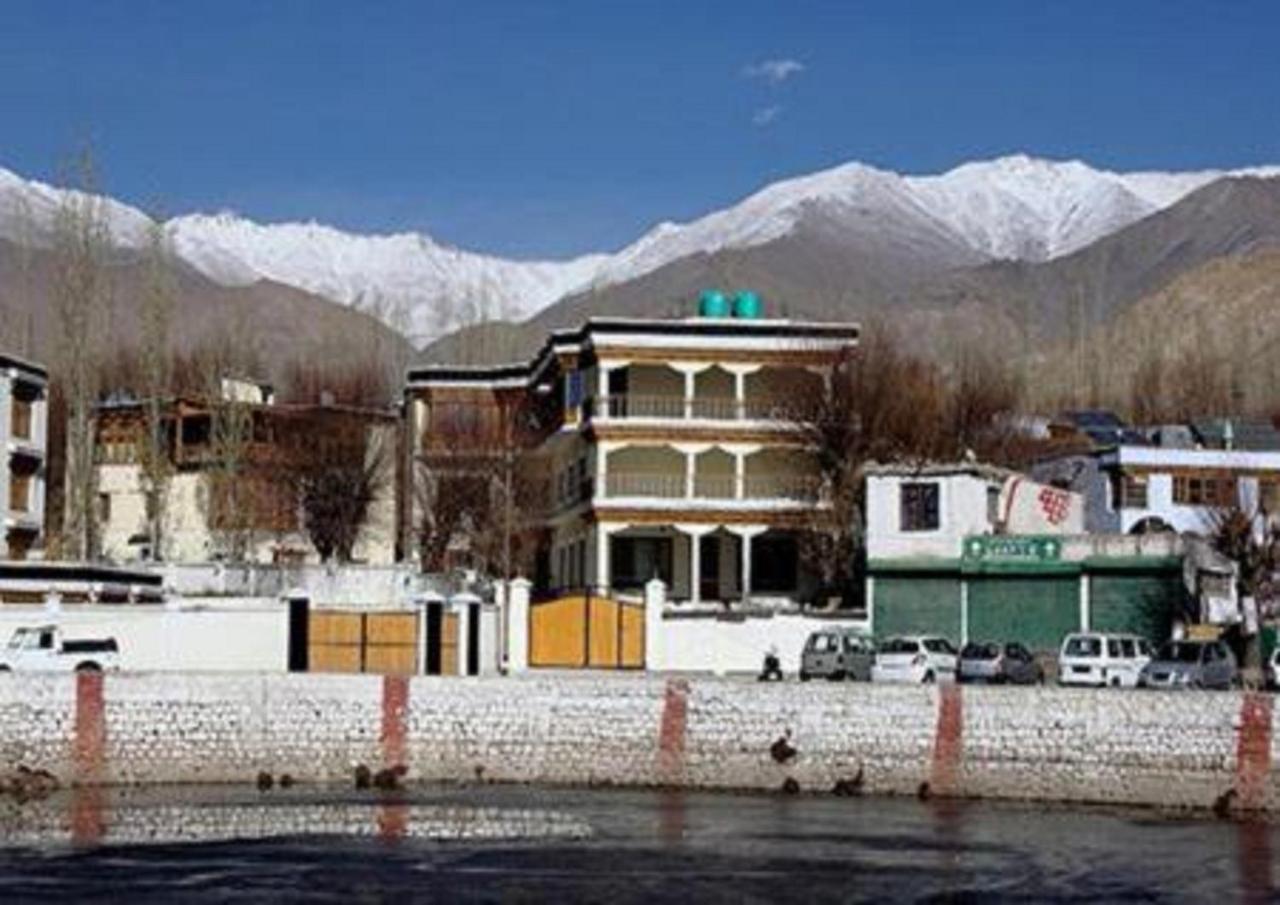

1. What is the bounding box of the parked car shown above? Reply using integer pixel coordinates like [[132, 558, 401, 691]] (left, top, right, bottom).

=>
[[1138, 640, 1237, 690], [0, 626, 119, 673], [1268, 648, 1280, 691], [958, 641, 1044, 685], [799, 628, 874, 682], [871, 636, 957, 684], [1057, 633, 1152, 688]]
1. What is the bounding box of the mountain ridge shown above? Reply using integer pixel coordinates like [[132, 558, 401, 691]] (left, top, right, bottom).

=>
[[4, 154, 1279, 346]]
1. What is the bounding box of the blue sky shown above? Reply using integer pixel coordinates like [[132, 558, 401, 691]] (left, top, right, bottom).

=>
[[3, 1, 1278, 257]]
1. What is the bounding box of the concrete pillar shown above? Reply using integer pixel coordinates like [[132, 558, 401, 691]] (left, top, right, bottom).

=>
[[644, 578, 667, 671], [676, 524, 715, 605], [685, 449, 696, 499], [1079, 573, 1091, 632], [728, 525, 768, 603], [596, 524, 615, 594], [454, 597, 471, 676], [734, 451, 746, 500], [599, 365, 615, 419], [960, 578, 970, 646], [479, 603, 499, 675], [506, 578, 531, 673], [683, 369, 695, 419]]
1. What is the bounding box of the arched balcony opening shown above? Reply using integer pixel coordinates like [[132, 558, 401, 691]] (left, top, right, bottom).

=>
[[605, 445, 686, 498], [743, 367, 826, 421]]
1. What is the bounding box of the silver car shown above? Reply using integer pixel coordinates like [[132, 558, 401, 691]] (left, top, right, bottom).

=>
[[1138, 640, 1237, 690], [958, 641, 1044, 685], [799, 628, 875, 682]]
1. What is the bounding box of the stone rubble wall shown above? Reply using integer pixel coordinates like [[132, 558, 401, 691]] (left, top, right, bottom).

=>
[[0, 672, 1274, 813]]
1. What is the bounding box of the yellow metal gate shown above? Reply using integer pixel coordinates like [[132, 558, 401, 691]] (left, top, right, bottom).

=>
[[307, 610, 418, 675], [529, 593, 644, 668]]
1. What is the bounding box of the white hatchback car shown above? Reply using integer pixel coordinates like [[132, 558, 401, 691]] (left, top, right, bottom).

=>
[[1057, 633, 1153, 688], [871, 636, 958, 684]]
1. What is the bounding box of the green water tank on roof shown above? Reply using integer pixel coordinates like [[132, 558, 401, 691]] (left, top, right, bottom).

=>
[[733, 290, 762, 319], [697, 289, 731, 318]]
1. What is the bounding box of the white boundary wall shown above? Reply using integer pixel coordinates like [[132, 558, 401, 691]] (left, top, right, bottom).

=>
[[0, 599, 288, 672]]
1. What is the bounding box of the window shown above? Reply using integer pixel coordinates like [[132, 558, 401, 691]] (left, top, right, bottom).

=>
[[97, 493, 111, 524], [1261, 479, 1280, 513], [809, 634, 838, 653], [1172, 475, 1237, 507], [1065, 636, 1101, 658], [752, 534, 798, 592], [900, 482, 940, 532], [1120, 475, 1148, 509], [9, 474, 31, 512], [1107, 639, 1122, 658], [986, 486, 1001, 525], [566, 371, 585, 408], [1120, 639, 1136, 658], [10, 397, 32, 440]]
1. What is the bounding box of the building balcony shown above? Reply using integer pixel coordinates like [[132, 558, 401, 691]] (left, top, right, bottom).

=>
[[588, 394, 811, 424], [601, 470, 826, 506]]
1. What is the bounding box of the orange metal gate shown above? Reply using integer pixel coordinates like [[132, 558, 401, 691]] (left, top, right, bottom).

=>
[[529, 592, 644, 668], [307, 610, 418, 675]]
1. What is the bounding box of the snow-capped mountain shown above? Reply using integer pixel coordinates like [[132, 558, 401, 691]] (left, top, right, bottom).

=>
[[2, 154, 1278, 345], [165, 213, 609, 342]]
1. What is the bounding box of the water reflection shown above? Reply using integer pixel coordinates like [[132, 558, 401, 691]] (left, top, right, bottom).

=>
[[0, 786, 1273, 903]]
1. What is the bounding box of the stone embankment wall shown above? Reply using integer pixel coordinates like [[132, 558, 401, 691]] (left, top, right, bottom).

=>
[[0, 673, 1275, 814]]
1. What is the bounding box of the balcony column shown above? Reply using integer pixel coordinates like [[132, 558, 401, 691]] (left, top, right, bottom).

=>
[[596, 442, 615, 500], [724, 364, 760, 420], [674, 443, 708, 500], [596, 360, 630, 421], [672, 363, 710, 420], [724, 444, 760, 501], [728, 525, 768, 603], [674, 524, 715, 605]]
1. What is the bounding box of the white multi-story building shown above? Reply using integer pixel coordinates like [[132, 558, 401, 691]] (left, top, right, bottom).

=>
[[406, 313, 860, 607], [1034, 444, 1280, 536], [0, 353, 49, 560]]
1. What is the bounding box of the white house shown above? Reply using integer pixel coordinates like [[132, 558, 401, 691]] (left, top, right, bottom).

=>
[[864, 462, 1188, 652], [865, 461, 1084, 561], [1034, 445, 1280, 536], [0, 353, 48, 560]]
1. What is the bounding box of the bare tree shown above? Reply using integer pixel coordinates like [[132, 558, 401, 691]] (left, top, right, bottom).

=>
[[52, 148, 111, 561], [1207, 504, 1279, 688], [137, 219, 176, 559], [791, 321, 1021, 602], [197, 313, 261, 561], [292, 419, 389, 563], [413, 390, 547, 577]]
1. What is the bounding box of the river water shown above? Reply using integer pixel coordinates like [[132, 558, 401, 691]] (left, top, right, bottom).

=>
[[0, 785, 1275, 903]]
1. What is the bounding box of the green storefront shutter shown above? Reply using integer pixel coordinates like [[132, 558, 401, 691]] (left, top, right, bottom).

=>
[[874, 576, 962, 641], [1089, 574, 1182, 643], [967, 576, 1079, 653]]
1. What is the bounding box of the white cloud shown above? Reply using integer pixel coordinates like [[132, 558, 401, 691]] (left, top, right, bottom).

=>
[[742, 58, 804, 85], [752, 105, 782, 127]]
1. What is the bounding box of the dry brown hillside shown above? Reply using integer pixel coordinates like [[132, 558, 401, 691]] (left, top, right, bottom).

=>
[[1031, 248, 1280, 420]]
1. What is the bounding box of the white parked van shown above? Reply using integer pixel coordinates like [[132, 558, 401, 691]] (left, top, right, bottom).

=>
[[1057, 633, 1153, 688]]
